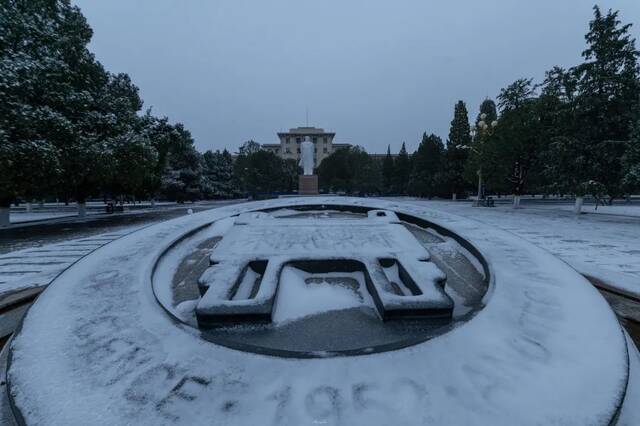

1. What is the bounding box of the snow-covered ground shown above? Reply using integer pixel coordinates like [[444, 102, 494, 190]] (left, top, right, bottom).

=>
[[9, 212, 86, 223], [531, 203, 640, 218], [396, 199, 640, 298], [5, 197, 638, 425], [0, 227, 147, 300]]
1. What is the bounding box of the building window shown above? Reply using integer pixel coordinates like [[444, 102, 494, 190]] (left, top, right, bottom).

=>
[[313, 137, 317, 143], [323, 137, 328, 143], [296, 137, 301, 144], [286, 148, 291, 153], [314, 148, 317, 153], [297, 148, 301, 153], [323, 148, 328, 153]]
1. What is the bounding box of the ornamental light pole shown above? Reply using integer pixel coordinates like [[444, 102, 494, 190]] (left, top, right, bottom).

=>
[[461, 113, 498, 207]]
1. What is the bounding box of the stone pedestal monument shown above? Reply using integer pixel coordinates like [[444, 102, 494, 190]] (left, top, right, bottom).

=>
[[298, 136, 319, 195]]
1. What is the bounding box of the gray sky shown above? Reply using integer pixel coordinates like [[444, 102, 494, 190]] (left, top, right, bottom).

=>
[[74, 0, 640, 154]]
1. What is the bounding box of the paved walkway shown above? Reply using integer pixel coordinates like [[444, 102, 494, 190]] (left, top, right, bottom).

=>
[[0, 229, 142, 304], [396, 198, 640, 298], [0, 200, 246, 254]]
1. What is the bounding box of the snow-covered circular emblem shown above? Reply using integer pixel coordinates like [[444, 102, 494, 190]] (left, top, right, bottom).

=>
[[152, 205, 489, 357]]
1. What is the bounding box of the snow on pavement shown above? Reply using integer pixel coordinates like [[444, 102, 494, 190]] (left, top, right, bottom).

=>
[[529, 203, 640, 218], [0, 228, 146, 300], [9, 212, 78, 223], [397, 199, 640, 298], [6, 197, 634, 425]]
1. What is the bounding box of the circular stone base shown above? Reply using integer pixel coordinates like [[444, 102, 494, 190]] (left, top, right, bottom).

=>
[[4, 197, 638, 425]]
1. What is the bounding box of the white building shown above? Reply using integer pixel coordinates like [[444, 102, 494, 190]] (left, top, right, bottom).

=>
[[262, 127, 351, 168]]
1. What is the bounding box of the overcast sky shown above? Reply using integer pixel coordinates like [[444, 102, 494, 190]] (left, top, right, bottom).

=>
[[73, 1, 640, 154]]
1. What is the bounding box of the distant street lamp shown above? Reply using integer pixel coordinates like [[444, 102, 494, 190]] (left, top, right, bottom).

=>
[[460, 114, 498, 207]]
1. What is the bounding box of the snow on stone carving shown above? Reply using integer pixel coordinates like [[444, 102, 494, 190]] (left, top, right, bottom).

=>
[[195, 209, 453, 327]]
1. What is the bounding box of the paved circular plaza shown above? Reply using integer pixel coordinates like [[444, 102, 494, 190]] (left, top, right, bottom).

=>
[[1, 197, 638, 425]]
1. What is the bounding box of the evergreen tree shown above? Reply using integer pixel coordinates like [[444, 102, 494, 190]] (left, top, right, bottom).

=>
[[0, 0, 207, 220], [622, 117, 640, 193], [234, 149, 287, 198], [538, 67, 580, 156], [282, 158, 299, 193], [393, 142, 411, 195], [238, 140, 261, 155], [317, 147, 353, 193], [571, 6, 639, 201], [491, 78, 541, 202], [542, 6, 639, 206], [576, 6, 639, 144], [160, 124, 202, 202], [543, 136, 595, 197], [201, 149, 237, 199], [107, 131, 157, 202], [141, 114, 174, 201], [410, 133, 445, 198], [101, 73, 156, 201], [0, 0, 90, 215], [446, 101, 471, 198], [352, 148, 383, 195], [317, 146, 381, 195], [382, 145, 394, 194]]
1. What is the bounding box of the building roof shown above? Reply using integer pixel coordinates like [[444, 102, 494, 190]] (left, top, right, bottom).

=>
[[277, 126, 335, 137]]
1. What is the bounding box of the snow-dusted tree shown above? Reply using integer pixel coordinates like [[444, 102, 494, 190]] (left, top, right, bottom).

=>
[[96, 73, 158, 202], [234, 149, 288, 197], [142, 115, 175, 203], [317, 146, 381, 195], [622, 117, 640, 193], [576, 6, 639, 145], [238, 140, 261, 156], [0, 0, 69, 220], [0, 0, 201, 217], [540, 7, 639, 211], [159, 124, 202, 202], [351, 148, 382, 196], [446, 101, 471, 199], [201, 149, 237, 199], [392, 142, 411, 195], [0, 0, 111, 216], [542, 137, 598, 213], [282, 158, 299, 193], [106, 132, 157, 201], [410, 133, 445, 199], [493, 78, 541, 207], [573, 6, 639, 202], [382, 145, 394, 194]]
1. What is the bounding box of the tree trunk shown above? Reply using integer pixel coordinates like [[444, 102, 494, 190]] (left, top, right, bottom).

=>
[[513, 195, 521, 209], [0, 207, 9, 227], [452, 193, 457, 201], [77, 202, 87, 218], [26, 201, 33, 213], [151, 198, 156, 208], [574, 197, 583, 214], [39, 200, 44, 208]]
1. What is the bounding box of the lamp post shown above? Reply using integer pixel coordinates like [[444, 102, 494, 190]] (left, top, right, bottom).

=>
[[463, 114, 498, 207]]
